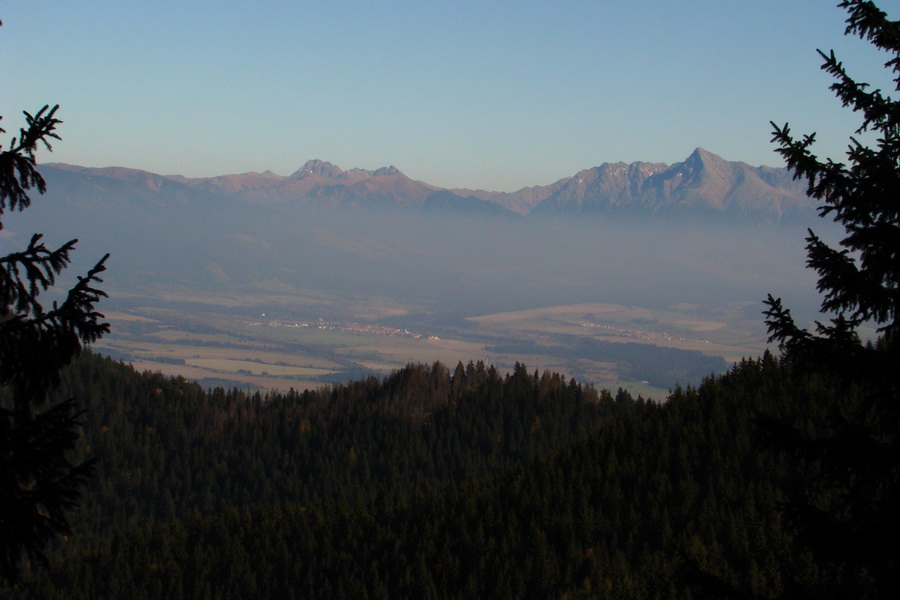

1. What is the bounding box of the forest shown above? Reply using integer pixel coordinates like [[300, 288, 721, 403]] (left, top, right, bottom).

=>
[[0, 349, 880, 598]]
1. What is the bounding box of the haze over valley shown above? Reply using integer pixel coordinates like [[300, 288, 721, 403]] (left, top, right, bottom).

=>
[[2, 149, 832, 396]]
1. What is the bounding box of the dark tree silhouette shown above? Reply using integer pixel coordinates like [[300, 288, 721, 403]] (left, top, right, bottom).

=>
[[0, 102, 109, 584], [764, 1, 899, 597]]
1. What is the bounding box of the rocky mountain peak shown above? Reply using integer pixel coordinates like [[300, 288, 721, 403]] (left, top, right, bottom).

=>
[[291, 159, 344, 179], [373, 166, 401, 177], [683, 147, 729, 174], [528, 148, 812, 221]]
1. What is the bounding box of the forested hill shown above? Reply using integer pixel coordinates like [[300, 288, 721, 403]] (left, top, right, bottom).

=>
[[3, 351, 848, 599]]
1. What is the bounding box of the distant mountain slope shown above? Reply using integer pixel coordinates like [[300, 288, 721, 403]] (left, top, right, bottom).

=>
[[448, 180, 568, 216], [166, 159, 441, 207], [42, 148, 812, 222], [529, 148, 812, 222]]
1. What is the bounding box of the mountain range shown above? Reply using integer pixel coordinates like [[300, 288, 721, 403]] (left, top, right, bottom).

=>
[[42, 148, 814, 223]]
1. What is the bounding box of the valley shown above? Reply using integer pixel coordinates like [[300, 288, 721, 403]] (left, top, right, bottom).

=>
[[94, 283, 770, 399]]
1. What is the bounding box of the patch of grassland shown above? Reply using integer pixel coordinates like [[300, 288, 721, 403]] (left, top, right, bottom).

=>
[[96, 288, 770, 397], [469, 301, 768, 359], [184, 358, 334, 378]]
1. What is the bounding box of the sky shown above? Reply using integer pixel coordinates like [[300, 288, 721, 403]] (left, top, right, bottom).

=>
[[2, 1, 897, 192]]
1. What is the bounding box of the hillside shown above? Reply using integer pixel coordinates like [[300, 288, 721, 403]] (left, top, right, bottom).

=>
[[1, 351, 842, 599]]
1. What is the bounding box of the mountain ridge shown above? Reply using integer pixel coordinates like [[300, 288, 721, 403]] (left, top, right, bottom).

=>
[[43, 148, 813, 222]]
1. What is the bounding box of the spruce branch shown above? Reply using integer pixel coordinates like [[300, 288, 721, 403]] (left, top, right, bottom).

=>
[[0, 105, 62, 221]]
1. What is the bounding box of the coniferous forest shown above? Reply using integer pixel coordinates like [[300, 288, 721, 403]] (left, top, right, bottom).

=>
[[0, 351, 825, 599]]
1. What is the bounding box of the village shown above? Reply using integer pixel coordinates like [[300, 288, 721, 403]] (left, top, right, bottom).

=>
[[579, 321, 711, 345], [245, 316, 433, 340]]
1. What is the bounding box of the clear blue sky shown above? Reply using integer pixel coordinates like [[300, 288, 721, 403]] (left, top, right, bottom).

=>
[[2, 1, 895, 191]]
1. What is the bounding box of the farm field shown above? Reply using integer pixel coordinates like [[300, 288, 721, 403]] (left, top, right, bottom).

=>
[[93, 285, 772, 400]]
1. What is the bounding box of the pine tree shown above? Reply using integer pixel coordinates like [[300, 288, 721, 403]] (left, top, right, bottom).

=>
[[0, 100, 109, 583], [764, 1, 899, 597]]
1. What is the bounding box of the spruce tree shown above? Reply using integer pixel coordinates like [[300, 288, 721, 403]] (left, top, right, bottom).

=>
[[764, 1, 899, 596], [0, 101, 109, 583]]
